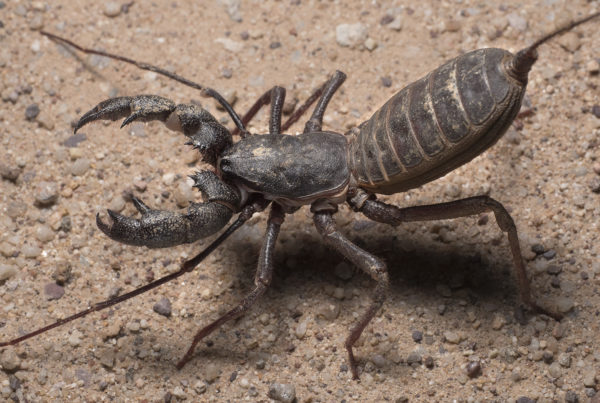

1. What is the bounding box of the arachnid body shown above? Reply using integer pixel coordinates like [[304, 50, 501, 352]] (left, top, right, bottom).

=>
[[2, 12, 599, 381]]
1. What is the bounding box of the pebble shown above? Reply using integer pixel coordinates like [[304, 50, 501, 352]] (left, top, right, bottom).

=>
[[317, 303, 339, 320], [510, 369, 522, 382], [25, 103, 40, 121], [443, 19, 462, 32], [555, 297, 574, 314], [334, 261, 353, 280], [424, 356, 434, 369], [583, 371, 597, 388], [35, 224, 54, 243], [516, 397, 535, 403], [215, 37, 243, 53], [381, 76, 392, 87], [443, 331, 460, 344], [412, 330, 423, 343], [0, 349, 21, 372], [268, 383, 296, 403], [174, 181, 195, 208], [406, 352, 421, 365], [36, 112, 55, 130], [387, 15, 403, 31], [103, 2, 121, 18], [109, 196, 126, 213], [336, 23, 368, 48], [0, 162, 21, 182], [172, 386, 186, 399], [547, 264, 562, 275], [372, 354, 387, 367], [68, 330, 82, 347], [70, 158, 90, 176], [63, 133, 87, 148], [0, 264, 18, 281], [204, 363, 221, 383], [565, 391, 579, 403], [193, 380, 207, 394], [466, 361, 482, 378], [22, 244, 41, 258], [507, 13, 528, 31], [127, 321, 141, 333], [52, 261, 72, 285], [219, 0, 242, 22], [364, 38, 378, 51], [558, 32, 581, 52], [153, 297, 172, 317], [133, 179, 147, 191], [587, 59, 600, 75], [558, 352, 571, 368], [35, 181, 58, 206], [491, 314, 506, 330], [295, 320, 307, 339], [100, 349, 115, 368], [548, 362, 562, 378], [45, 283, 64, 300]]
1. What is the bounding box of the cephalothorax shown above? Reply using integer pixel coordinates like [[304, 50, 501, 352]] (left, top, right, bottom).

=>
[[2, 13, 599, 379]]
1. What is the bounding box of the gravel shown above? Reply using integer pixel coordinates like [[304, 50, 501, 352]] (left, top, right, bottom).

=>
[[268, 383, 296, 403]]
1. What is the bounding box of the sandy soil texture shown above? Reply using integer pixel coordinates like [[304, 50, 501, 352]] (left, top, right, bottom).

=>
[[1, 0, 600, 401]]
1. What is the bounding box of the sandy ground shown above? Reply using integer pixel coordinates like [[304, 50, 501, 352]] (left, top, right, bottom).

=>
[[1, 0, 600, 401]]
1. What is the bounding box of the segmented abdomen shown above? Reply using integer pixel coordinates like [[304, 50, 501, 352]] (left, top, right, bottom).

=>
[[350, 48, 526, 194]]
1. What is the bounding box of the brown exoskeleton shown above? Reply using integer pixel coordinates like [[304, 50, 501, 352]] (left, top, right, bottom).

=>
[[1, 12, 599, 380]]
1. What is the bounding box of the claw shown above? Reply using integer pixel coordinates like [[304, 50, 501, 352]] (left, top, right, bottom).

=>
[[74, 95, 176, 133], [96, 201, 234, 249]]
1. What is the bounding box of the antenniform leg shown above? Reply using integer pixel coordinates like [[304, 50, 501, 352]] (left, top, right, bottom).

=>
[[313, 211, 389, 380], [97, 171, 240, 248], [75, 95, 232, 165], [349, 193, 561, 320], [176, 203, 285, 369]]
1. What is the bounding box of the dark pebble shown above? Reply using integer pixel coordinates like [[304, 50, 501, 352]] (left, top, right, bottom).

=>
[[0, 163, 21, 182], [542, 249, 556, 260], [25, 104, 40, 120], [153, 297, 172, 317], [466, 361, 481, 378], [407, 352, 422, 365], [531, 243, 545, 254], [380, 14, 394, 25], [255, 359, 265, 369], [44, 283, 65, 300], [63, 133, 88, 148], [550, 277, 561, 288], [590, 177, 600, 193], [411, 330, 423, 343], [381, 76, 392, 87], [547, 265, 562, 275], [0, 2, 5, 9], [0, 21, 4, 29], [221, 67, 233, 79], [516, 398, 535, 403], [340, 363, 348, 372], [543, 351, 554, 364], [580, 271, 589, 280], [269, 41, 281, 49], [229, 371, 237, 382], [424, 355, 434, 368], [240, 31, 249, 40], [9, 375, 20, 391], [592, 104, 600, 119], [565, 390, 579, 403], [61, 216, 72, 232]]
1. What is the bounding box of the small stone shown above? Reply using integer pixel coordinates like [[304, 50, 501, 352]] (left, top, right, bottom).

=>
[[68, 330, 82, 347], [542, 249, 556, 260], [0, 264, 18, 281], [269, 41, 281, 49], [558, 352, 571, 368], [364, 38, 378, 51], [100, 349, 115, 368], [317, 303, 339, 320], [109, 196, 126, 213], [583, 370, 597, 388], [548, 362, 562, 378], [35, 224, 55, 243], [153, 297, 172, 317], [412, 330, 423, 343], [406, 352, 421, 365], [0, 163, 21, 182], [103, 2, 121, 17], [424, 356, 434, 369], [127, 321, 141, 333], [295, 320, 307, 339], [491, 314, 506, 330], [133, 179, 147, 191], [381, 76, 392, 87], [543, 351, 554, 364], [466, 361, 481, 378], [204, 363, 221, 383], [172, 386, 186, 399], [70, 158, 90, 176], [558, 32, 581, 53], [63, 133, 87, 148], [444, 19, 461, 32], [25, 104, 40, 120], [0, 349, 21, 372], [35, 181, 59, 206], [52, 261, 72, 285], [22, 244, 41, 258], [565, 391, 579, 403], [36, 112, 55, 130], [516, 397, 535, 403], [193, 380, 207, 394], [587, 59, 600, 74], [221, 67, 233, 79], [45, 283, 65, 300], [268, 383, 296, 403], [334, 261, 353, 280], [444, 331, 460, 344], [507, 13, 528, 31], [336, 23, 368, 48], [219, 0, 242, 22], [29, 14, 44, 30], [387, 16, 403, 31], [547, 264, 562, 275], [174, 181, 194, 208], [215, 37, 243, 53], [555, 297, 574, 314]]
